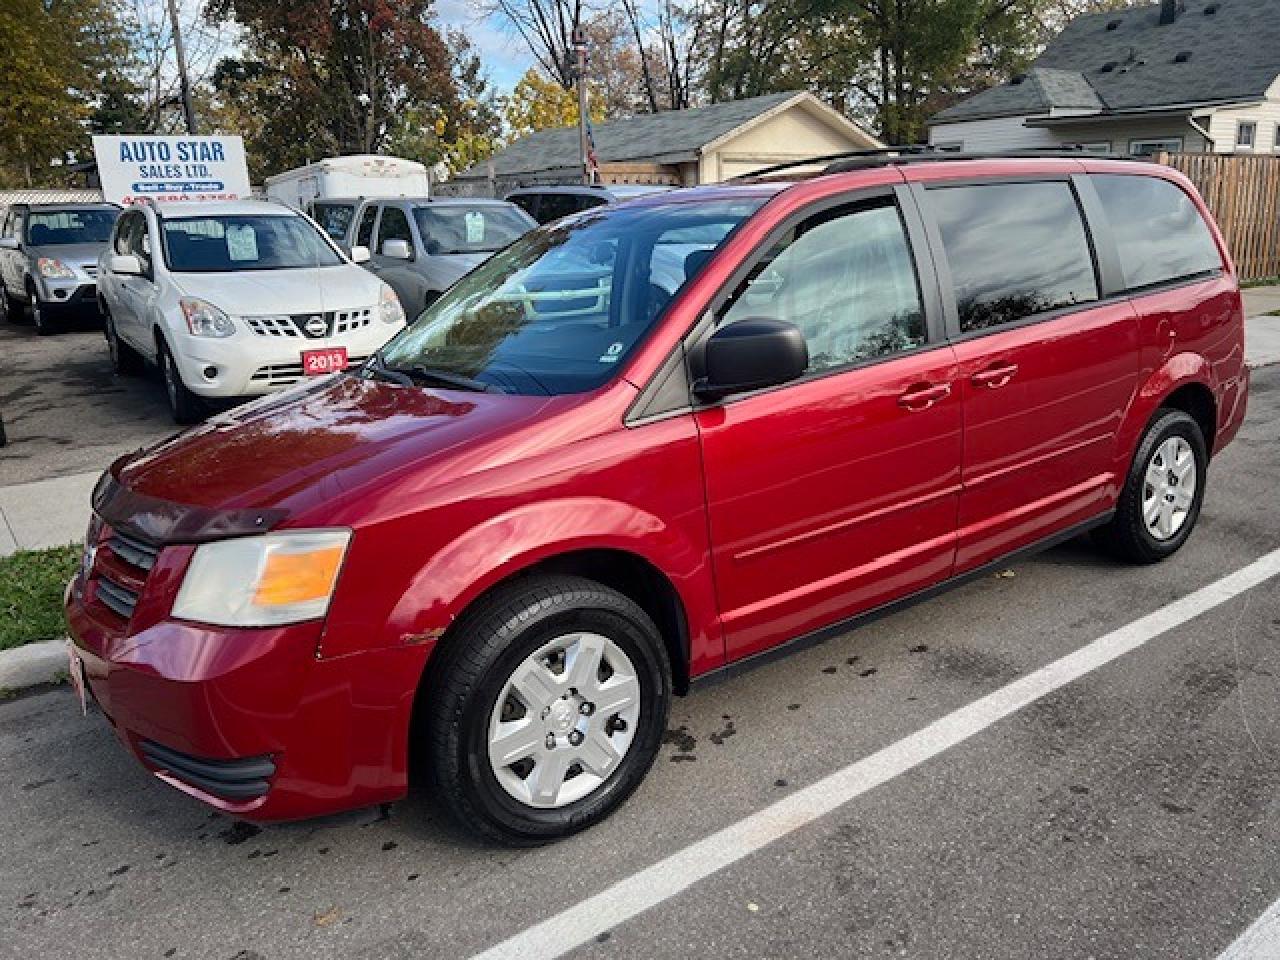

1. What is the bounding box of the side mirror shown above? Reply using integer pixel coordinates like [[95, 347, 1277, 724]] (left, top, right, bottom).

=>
[[0, 237, 18, 250], [110, 254, 143, 276], [695, 318, 808, 401], [350, 245, 371, 264], [381, 239, 412, 260]]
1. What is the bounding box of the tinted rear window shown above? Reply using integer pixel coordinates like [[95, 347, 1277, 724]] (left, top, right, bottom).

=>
[[930, 181, 1098, 333], [1090, 174, 1222, 290]]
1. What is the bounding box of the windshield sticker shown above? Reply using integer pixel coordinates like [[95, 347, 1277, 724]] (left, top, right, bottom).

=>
[[465, 211, 485, 245], [598, 342, 624, 364], [226, 224, 259, 261]]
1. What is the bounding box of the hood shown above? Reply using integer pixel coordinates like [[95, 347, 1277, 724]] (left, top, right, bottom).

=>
[[113, 374, 558, 528], [430, 251, 489, 281], [33, 242, 106, 270], [172, 264, 384, 316]]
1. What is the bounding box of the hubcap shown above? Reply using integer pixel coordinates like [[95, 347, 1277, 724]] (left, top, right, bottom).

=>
[[487, 632, 641, 809], [1142, 435, 1196, 541]]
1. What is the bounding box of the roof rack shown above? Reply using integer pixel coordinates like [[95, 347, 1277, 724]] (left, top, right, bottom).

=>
[[737, 144, 1140, 180]]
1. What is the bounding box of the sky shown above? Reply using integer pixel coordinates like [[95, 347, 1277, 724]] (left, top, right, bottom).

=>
[[434, 0, 537, 91]]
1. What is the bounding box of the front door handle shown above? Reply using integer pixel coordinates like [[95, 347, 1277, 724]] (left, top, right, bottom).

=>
[[898, 382, 952, 412], [971, 362, 1019, 389]]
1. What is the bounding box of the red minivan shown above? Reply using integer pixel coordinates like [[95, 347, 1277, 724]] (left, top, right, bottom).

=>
[[65, 155, 1248, 844]]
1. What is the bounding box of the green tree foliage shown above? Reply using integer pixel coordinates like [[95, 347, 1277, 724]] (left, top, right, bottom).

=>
[[0, 0, 127, 187], [504, 67, 605, 136], [208, 0, 458, 177]]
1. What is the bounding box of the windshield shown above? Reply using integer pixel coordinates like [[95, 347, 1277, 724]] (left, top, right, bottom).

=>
[[413, 204, 534, 255], [374, 197, 764, 395], [162, 215, 343, 272], [26, 209, 118, 245]]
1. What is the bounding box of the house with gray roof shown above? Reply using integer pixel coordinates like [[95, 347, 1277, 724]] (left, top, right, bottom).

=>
[[929, 0, 1280, 156], [449, 91, 881, 195]]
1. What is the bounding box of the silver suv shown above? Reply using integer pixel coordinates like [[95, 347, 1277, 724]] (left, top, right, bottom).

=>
[[0, 203, 120, 335], [340, 197, 536, 318]]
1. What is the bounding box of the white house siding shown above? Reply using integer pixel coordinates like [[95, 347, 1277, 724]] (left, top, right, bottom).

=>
[[1205, 79, 1280, 151], [699, 102, 880, 182], [929, 115, 1208, 154]]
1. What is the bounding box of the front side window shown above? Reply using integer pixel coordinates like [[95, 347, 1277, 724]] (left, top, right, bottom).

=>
[[537, 193, 605, 224], [377, 206, 413, 257], [719, 201, 926, 373], [414, 204, 533, 255], [113, 212, 138, 256], [312, 203, 355, 242], [127, 215, 153, 273], [1091, 174, 1222, 290], [375, 198, 763, 395], [355, 204, 378, 248], [930, 181, 1098, 333], [25, 209, 117, 245], [162, 215, 342, 272]]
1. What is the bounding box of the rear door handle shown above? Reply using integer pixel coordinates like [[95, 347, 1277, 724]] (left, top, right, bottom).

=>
[[898, 382, 952, 412], [970, 362, 1019, 389]]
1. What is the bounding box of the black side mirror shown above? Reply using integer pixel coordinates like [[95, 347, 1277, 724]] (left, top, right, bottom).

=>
[[695, 318, 808, 401]]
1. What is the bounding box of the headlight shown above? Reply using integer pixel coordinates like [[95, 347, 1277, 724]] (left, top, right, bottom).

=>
[[172, 529, 352, 626], [38, 258, 75, 279], [180, 298, 235, 337], [380, 285, 406, 325]]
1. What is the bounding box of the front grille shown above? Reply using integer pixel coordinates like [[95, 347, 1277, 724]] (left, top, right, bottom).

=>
[[245, 309, 373, 339], [249, 355, 367, 387], [89, 528, 161, 624], [139, 740, 276, 800]]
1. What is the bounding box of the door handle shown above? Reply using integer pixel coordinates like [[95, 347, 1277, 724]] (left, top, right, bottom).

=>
[[898, 382, 952, 412], [970, 362, 1019, 389]]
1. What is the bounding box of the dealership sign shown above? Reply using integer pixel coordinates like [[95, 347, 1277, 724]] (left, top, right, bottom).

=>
[[92, 135, 251, 205]]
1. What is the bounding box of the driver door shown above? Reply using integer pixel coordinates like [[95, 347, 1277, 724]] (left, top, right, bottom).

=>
[[694, 190, 962, 662]]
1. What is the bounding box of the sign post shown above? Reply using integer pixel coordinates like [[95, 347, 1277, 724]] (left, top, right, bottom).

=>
[[91, 135, 251, 206]]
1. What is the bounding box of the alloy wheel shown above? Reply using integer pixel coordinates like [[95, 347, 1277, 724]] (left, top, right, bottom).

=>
[[487, 632, 641, 809], [1142, 435, 1197, 541]]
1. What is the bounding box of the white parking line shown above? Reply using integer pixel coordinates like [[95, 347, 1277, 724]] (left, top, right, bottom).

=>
[[471, 547, 1280, 960], [1217, 898, 1280, 959]]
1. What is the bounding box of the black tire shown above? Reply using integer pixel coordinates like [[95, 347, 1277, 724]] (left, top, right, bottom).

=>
[[1094, 408, 1207, 563], [424, 575, 671, 846], [0, 283, 18, 324], [30, 293, 58, 336], [158, 338, 204, 425], [104, 311, 144, 376]]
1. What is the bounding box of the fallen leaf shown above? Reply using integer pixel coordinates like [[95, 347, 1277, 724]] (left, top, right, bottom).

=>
[[314, 906, 341, 927]]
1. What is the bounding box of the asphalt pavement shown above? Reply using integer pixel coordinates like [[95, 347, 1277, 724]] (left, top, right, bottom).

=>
[[1, 365, 1278, 959]]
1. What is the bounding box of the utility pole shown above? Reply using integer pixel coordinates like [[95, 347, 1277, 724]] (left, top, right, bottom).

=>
[[573, 25, 592, 186], [165, 0, 198, 134]]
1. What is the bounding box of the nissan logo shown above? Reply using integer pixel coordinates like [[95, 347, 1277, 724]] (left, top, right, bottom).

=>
[[304, 316, 327, 337]]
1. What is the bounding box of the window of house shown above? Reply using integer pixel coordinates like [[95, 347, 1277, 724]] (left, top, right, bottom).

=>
[[1090, 174, 1223, 290], [1129, 137, 1184, 157], [1237, 122, 1257, 150], [719, 200, 926, 373], [929, 181, 1098, 333], [1076, 141, 1113, 154]]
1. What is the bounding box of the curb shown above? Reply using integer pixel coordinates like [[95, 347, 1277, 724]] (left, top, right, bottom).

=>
[[0, 639, 67, 694]]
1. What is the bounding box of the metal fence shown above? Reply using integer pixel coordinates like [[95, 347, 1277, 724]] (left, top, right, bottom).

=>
[[1158, 152, 1280, 282]]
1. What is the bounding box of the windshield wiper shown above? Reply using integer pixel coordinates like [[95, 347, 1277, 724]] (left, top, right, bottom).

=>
[[362, 353, 413, 386], [391, 364, 499, 393]]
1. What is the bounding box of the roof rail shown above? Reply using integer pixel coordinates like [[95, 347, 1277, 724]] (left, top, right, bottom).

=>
[[736, 144, 1141, 180]]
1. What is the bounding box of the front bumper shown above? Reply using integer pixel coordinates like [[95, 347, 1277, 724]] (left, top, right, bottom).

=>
[[169, 319, 402, 399], [37, 277, 99, 312], [64, 552, 426, 821]]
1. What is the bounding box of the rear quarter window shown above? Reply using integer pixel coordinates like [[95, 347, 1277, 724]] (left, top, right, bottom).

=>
[[1090, 174, 1223, 290]]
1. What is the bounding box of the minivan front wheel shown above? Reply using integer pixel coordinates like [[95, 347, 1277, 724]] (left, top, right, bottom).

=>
[[1096, 408, 1207, 563], [425, 575, 671, 845]]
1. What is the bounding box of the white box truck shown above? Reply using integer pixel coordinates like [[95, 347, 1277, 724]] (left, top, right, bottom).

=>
[[264, 155, 430, 209]]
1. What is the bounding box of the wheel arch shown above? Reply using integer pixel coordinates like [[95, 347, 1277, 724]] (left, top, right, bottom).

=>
[[1118, 353, 1219, 475]]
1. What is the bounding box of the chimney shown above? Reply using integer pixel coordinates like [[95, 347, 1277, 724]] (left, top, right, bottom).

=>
[[1159, 0, 1179, 25]]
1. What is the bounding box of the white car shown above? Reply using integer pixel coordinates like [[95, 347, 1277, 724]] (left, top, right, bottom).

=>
[[97, 199, 406, 423]]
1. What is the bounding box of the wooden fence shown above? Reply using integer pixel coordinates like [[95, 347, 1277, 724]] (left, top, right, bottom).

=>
[[1158, 152, 1280, 281]]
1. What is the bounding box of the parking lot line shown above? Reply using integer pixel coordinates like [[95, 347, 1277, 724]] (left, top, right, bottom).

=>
[[1217, 897, 1280, 959], [470, 546, 1280, 960]]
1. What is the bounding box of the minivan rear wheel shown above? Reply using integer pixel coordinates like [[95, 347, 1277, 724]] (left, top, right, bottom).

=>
[[424, 575, 671, 845], [1095, 408, 1207, 563]]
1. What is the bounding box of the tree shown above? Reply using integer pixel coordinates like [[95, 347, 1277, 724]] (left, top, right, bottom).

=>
[[209, 0, 457, 174], [0, 0, 128, 186], [485, 0, 584, 90], [504, 67, 604, 136]]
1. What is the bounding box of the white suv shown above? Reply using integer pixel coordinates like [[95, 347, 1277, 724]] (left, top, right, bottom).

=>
[[97, 199, 405, 423]]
